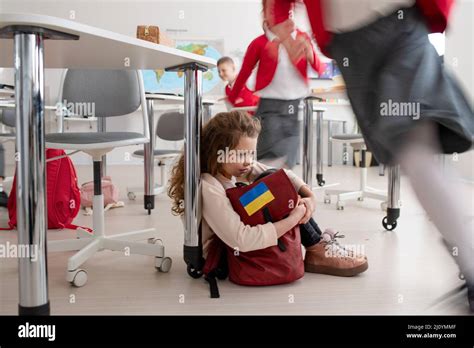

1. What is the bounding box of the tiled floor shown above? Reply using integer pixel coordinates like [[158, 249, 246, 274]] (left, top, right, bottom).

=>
[[0, 163, 472, 315]]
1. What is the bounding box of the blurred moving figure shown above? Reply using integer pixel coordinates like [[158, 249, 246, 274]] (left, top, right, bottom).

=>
[[265, 0, 474, 311]]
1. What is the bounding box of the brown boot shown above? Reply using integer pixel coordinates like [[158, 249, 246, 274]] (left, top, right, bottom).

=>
[[304, 237, 368, 277]]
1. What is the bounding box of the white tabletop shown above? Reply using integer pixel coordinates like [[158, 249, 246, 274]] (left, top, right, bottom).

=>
[[0, 101, 56, 110], [231, 106, 257, 112], [314, 101, 351, 106], [146, 93, 220, 105], [0, 13, 215, 70]]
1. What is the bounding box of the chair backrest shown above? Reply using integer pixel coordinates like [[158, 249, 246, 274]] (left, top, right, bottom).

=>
[[60, 69, 141, 118], [156, 111, 184, 141], [0, 108, 15, 128]]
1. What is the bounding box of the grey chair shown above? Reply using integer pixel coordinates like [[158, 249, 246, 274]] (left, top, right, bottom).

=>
[[46, 69, 172, 287], [126, 110, 184, 201], [0, 107, 15, 140]]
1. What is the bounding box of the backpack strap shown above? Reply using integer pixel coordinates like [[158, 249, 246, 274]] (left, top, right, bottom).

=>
[[205, 273, 220, 299], [203, 237, 228, 298], [64, 224, 93, 233], [263, 206, 286, 252]]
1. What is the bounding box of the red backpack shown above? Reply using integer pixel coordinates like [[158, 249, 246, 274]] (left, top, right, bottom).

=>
[[203, 169, 304, 298], [2, 149, 84, 231]]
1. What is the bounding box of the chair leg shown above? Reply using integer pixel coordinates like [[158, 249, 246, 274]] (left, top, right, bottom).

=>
[[103, 239, 165, 258], [49, 157, 170, 287], [109, 228, 156, 242], [48, 238, 93, 252], [92, 161, 105, 237], [67, 238, 102, 271], [324, 149, 388, 209]]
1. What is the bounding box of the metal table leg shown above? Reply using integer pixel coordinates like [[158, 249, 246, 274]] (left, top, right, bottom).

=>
[[327, 120, 332, 167], [98, 117, 107, 177], [0, 25, 79, 316], [342, 121, 348, 165], [303, 98, 314, 190], [167, 62, 207, 278], [14, 32, 49, 316], [315, 109, 325, 186], [383, 165, 401, 231], [143, 99, 155, 214], [203, 102, 212, 124]]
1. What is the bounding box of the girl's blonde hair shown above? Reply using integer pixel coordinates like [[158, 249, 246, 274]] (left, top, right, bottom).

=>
[[168, 110, 261, 216]]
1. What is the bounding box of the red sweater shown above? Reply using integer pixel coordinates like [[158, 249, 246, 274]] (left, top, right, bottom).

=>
[[225, 83, 260, 108], [265, 0, 455, 57], [229, 29, 325, 103]]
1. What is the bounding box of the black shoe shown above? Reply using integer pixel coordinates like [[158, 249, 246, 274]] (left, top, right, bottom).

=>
[[0, 190, 8, 207]]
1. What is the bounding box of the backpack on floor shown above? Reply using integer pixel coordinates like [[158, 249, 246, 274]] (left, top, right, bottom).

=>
[[1, 149, 85, 231], [80, 176, 124, 216], [203, 168, 304, 298]]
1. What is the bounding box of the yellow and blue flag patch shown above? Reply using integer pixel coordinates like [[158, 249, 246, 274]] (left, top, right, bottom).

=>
[[239, 182, 275, 216]]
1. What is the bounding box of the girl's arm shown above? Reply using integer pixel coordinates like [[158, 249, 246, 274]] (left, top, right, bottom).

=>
[[297, 184, 317, 224], [265, 0, 307, 63], [228, 38, 262, 104], [301, 32, 325, 75], [202, 177, 304, 252]]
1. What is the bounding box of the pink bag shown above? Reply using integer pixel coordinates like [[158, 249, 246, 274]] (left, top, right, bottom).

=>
[[80, 176, 120, 208]]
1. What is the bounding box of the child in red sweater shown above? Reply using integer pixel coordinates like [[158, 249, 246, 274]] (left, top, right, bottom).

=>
[[217, 56, 260, 111], [229, 1, 324, 169]]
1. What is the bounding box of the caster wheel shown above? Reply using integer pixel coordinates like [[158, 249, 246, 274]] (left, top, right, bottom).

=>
[[324, 196, 331, 204], [70, 269, 87, 287], [381, 202, 388, 212], [382, 216, 397, 231], [127, 192, 136, 200], [148, 238, 163, 245], [318, 180, 326, 187], [187, 264, 203, 279], [156, 257, 172, 273], [357, 197, 364, 201], [336, 202, 344, 210]]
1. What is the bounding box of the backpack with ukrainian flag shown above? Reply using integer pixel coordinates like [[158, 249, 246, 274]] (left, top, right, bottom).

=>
[[203, 169, 304, 298]]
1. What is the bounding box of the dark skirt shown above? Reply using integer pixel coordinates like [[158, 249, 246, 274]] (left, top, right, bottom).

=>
[[254, 98, 302, 169], [327, 6, 474, 165]]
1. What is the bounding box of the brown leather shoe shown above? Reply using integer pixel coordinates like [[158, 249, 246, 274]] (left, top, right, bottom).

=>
[[304, 238, 368, 277]]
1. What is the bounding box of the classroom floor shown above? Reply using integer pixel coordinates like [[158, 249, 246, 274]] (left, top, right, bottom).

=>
[[0, 163, 472, 315]]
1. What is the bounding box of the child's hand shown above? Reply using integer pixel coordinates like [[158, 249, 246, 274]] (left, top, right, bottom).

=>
[[298, 36, 314, 64], [298, 197, 315, 224], [282, 37, 306, 64], [289, 204, 306, 225]]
